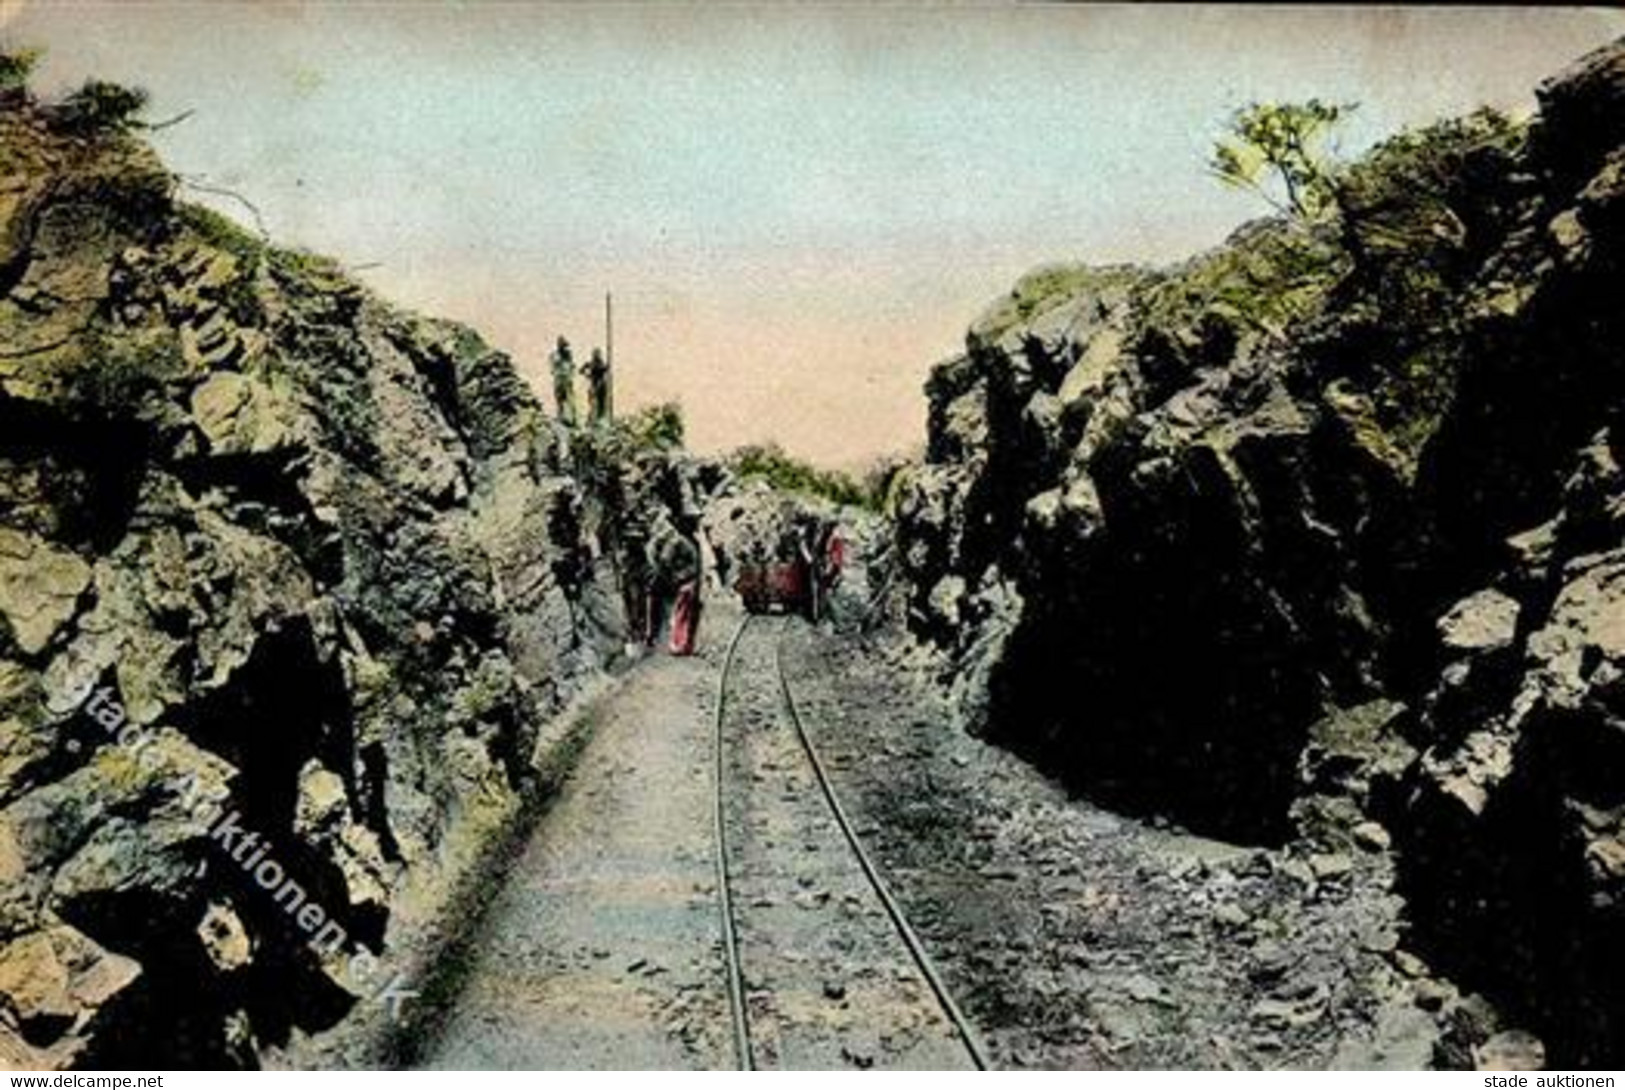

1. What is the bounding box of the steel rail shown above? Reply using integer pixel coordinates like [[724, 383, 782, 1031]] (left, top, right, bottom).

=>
[[771, 623, 994, 1071], [711, 614, 756, 1070]]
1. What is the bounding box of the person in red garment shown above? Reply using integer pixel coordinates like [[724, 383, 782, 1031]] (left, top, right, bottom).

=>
[[807, 519, 845, 622], [648, 509, 702, 655], [822, 524, 845, 587], [669, 578, 701, 655]]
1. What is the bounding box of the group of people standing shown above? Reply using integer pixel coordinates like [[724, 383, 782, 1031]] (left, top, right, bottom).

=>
[[546, 333, 703, 657], [550, 335, 612, 427], [621, 503, 705, 658], [547, 332, 843, 660]]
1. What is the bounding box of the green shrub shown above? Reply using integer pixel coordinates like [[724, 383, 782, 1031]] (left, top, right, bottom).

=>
[[269, 246, 345, 283], [861, 453, 918, 517], [730, 442, 874, 509], [0, 46, 41, 94], [50, 79, 150, 136], [176, 205, 267, 326], [619, 402, 685, 452]]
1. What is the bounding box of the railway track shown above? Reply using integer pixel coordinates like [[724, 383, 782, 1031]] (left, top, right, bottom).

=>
[[710, 614, 991, 1071]]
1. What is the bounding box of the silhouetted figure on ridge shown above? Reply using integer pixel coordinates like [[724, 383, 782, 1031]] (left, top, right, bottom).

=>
[[550, 336, 577, 426], [581, 347, 611, 427]]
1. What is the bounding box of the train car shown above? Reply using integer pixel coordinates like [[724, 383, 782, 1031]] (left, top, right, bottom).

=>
[[734, 559, 811, 616], [733, 526, 846, 619]]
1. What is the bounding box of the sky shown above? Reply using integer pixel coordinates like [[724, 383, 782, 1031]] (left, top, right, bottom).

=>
[[4, 3, 1622, 467]]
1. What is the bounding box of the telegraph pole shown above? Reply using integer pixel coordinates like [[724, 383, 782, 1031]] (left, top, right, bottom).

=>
[[605, 291, 614, 422]]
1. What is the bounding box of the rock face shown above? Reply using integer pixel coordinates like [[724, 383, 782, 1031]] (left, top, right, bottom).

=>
[[889, 37, 1625, 1063], [1399, 425, 1625, 1066], [0, 89, 643, 1065]]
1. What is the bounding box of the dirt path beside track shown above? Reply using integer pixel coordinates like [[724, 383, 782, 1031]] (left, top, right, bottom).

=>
[[415, 623, 735, 1069]]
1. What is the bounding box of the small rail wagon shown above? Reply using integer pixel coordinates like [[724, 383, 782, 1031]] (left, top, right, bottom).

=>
[[735, 560, 812, 617], [733, 527, 845, 620]]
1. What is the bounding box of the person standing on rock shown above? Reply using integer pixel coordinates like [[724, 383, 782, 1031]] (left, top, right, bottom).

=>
[[550, 336, 577, 426], [581, 347, 611, 427]]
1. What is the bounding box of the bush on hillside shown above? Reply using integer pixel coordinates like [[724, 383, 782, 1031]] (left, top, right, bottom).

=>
[[0, 46, 41, 96], [730, 442, 873, 509], [49, 79, 150, 136], [619, 402, 686, 452]]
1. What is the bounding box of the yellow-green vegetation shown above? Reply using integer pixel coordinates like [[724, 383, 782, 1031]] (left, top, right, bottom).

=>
[[863, 454, 919, 519], [1210, 99, 1355, 221], [268, 246, 353, 291], [974, 263, 1141, 346], [1327, 109, 1527, 462], [1135, 219, 1343, 351], [861, 453, 914, 515], [178, 203, 264, 264], [1128, 102, 1527, 394], [0, 46, 41, 94], [616, 401, 685, 452], [173, 206, 268, 327], [1109, 99, 1363, 369], [729, 441, 873, 509], [1337, 107, 1526, 332], [1372, 343, 1463, 475]]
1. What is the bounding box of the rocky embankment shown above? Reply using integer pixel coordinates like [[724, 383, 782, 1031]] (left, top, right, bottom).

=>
[[887, 39, 1625, 1066], [0, 81, 678, 1067]]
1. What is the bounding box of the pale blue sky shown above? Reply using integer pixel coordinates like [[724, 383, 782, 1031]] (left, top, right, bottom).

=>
[[7, 3, 1622, 464]]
